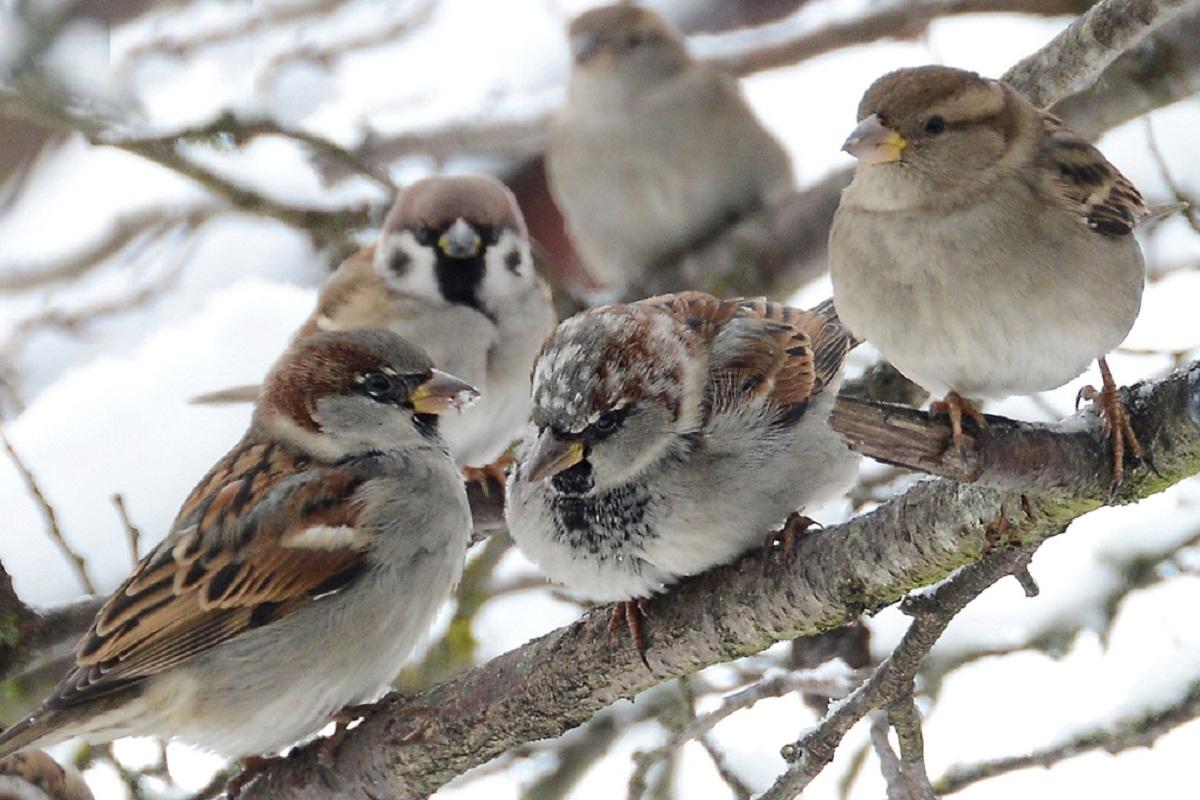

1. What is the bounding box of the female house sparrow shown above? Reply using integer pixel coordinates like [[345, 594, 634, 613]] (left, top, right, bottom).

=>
[[196, 174, 556, 471], [0, 751, 93, 800], [0, 328, 475, 760], [506, 292, 859, 650], [829, 65, 1160, 481], [547, 4, 794, 292]]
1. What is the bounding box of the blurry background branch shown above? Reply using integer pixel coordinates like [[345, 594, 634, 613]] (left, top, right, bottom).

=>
[[238, 358, 1200, 799]]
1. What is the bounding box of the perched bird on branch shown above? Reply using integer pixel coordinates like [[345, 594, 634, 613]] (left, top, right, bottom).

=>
[[506, 292, 859, 654], [194, 174, 556, 475], [547, 4, 794, 294], [0, 750, 93, 800], [829, 65, 1173, 483], [0, 329, 475, 762]]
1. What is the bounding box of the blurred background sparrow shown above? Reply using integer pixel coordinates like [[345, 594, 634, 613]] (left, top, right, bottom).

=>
[[195, 174, 556, 475], [0, 329, 475, 762], [547, 4, 795, 294], [829, 65, 1171, 481], [506, 292, 859, 651]]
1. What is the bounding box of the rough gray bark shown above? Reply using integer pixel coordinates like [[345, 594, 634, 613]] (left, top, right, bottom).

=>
[[237, 361, 1200, 799], [1002, 0, 1196, 107]]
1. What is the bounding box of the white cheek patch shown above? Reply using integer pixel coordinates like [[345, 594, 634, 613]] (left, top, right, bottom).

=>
[[283, 525, 369, 551], [480, 229, 533, 304], [375, 231, 440, 302]]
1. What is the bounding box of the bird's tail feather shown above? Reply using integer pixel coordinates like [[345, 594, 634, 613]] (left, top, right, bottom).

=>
[[0, 715, 52, 759], [189, 384, 261, 405]]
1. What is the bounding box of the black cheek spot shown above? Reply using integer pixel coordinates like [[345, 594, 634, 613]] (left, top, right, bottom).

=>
[[505, 249, 522, 273], [389, 249, 412, 275]]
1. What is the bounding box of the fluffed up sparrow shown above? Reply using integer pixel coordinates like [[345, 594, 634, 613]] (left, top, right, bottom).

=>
[[0, 328, 475, 761], [506, 292, 860, 653], [829, 65, 1170, 481], [0, 750, 93, 800], [547, 4, 794, 293], [195, 174, 556, 472]]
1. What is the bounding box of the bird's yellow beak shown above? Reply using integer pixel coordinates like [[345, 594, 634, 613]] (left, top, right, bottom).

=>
[[438, 218, 481, 259], [525, 431, 585, 482], [410, 369, 479, 415], [842, 114, 907, 164]]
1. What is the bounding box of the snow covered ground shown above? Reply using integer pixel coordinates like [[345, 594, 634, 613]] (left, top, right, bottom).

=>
[[1, 1, 1198, 797]]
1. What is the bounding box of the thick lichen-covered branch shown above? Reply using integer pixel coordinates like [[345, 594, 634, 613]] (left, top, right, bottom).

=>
[[237, 360, 1200, 799]]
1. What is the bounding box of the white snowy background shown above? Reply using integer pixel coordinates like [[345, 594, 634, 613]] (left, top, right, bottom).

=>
[[1, 0, 1198, 798]]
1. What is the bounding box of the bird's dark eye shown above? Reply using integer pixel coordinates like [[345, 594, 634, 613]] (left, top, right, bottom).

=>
[[924, 115, 946, 135], [414, 224, 436, 245], [624, 32, 646, 49], [358, 371, 398, 402], [592, 409, 627, 436]]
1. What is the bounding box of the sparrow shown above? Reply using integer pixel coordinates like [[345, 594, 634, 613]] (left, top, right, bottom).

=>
[[0, 328, 476, 761], [829, 65, 1167, 482], [194, 174, 557, 472], [0, 750, 92, 800], [546, 4, 794, 293], [505, 292, 859, 653]]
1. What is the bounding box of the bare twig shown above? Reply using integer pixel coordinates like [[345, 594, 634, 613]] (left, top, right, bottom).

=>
[[257, 0, 437, 90], [719, 0, 1084, 77], [1144, 118, 1200, 234], [113, 112, 395, 194], [761, 542, 1040, 799], [0, 206, 217, 292], [935, 675, 1200, 794], [0, 236, 193, 372], [0, 428, 95, 594], [115, 0, 355, 76], [888, 694, 937, 800], [111, 494, 142, 566], [870, 710, 908, 800]]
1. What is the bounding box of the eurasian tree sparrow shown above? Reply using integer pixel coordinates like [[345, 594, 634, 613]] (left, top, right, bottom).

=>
[[0, 328, 475, 761], [195, 174, 556, 472], [830, 65, 1164, 481], [505, 292, 859, 652], [547, 4, 794, 293]]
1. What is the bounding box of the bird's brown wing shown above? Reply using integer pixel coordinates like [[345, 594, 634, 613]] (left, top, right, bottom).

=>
[[50, 440, 372, 708], [644, 292, 853, 424], [1037, 111, 1149, 237]]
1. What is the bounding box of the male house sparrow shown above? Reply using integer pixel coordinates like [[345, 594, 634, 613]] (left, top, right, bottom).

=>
[[196, 174, 556, 471], [547, 4, 794, 292], [0, 751, 93, 800], [0, 328, 475, 761], [506, 292, 859, 650], [829, 65, 1162, 481]]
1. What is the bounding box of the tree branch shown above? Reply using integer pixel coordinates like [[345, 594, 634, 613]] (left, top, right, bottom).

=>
[[935, 675, 1200, 794], [1048, 4, 1200, 139], [761, 541, 1040, 799], [1001, 0, 1195, 108], [720, 0, 1087, 78], [236, 359, 1200, 799]]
